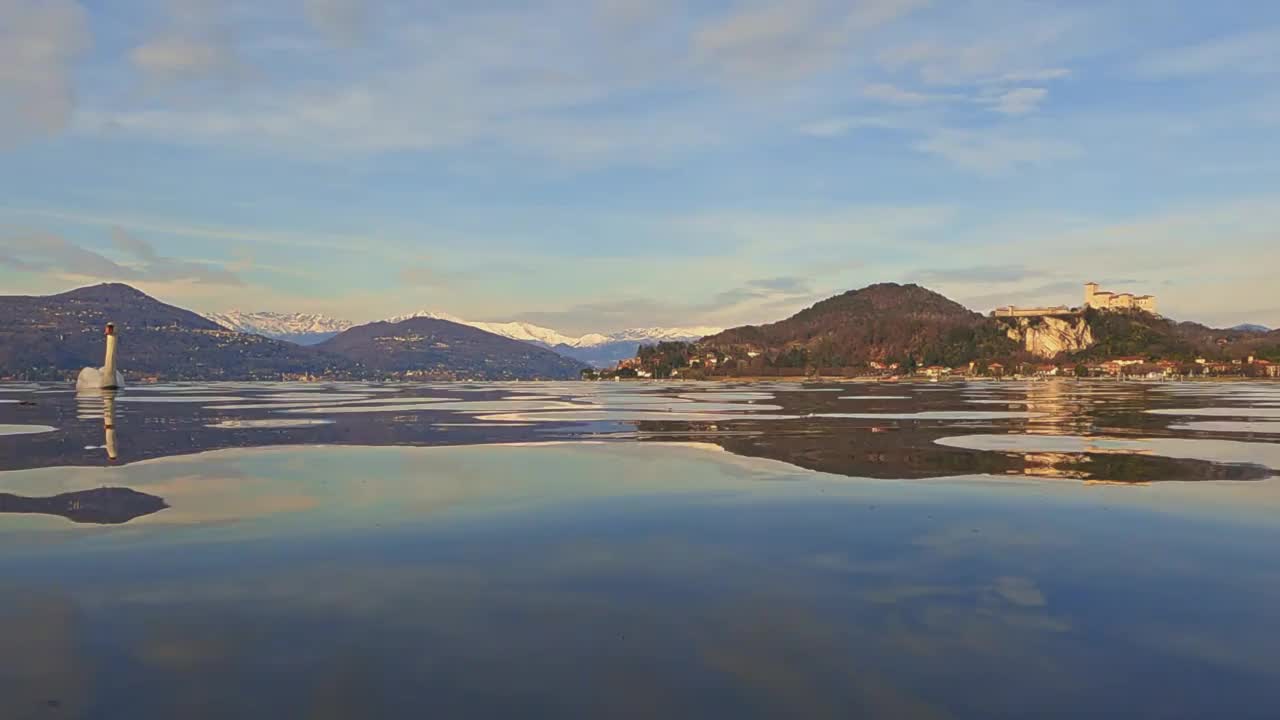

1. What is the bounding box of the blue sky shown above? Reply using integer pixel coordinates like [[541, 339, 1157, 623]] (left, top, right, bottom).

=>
[[1, 0, 1277, 332]]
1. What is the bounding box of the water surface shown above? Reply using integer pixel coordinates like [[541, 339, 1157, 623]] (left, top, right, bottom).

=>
[[2, 379, 1278, 718]]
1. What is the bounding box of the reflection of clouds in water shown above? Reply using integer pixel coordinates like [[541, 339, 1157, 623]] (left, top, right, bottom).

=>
[[0, 424, 56, 436], [995, 576, 1046, 607], [6, 442, 1280, 715], [0, 592, 90, 718]]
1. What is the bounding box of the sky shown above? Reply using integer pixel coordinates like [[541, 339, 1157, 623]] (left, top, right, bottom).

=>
[[0, 0, 1277, 333]]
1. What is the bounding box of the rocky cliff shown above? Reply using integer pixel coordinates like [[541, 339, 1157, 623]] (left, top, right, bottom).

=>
[[1000, 315, 1094, 358]]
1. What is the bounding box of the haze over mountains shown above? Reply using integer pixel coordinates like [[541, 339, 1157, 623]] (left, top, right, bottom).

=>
[[205, 308, 720, 366]]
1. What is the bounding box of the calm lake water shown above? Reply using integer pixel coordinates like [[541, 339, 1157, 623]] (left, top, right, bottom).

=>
[[2, 379, 1279, 718]]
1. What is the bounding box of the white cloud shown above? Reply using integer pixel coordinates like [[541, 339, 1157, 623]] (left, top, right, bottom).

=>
[[131, 35, 239, 81], [914, 129, 1079, 174], [797, 115, 901, 138], [130, 0, 244, 84], [875, 10, 1083, 87], [994, 68, 1071, 83], [861, 82, 958, 105], [982, 87, 1049, 115], [1136, 28, 1280, 77], [694, 0, 926, 83], [304, 0, 369, 48], [0, 0, 90, 147], [0, 228, 243, 285]]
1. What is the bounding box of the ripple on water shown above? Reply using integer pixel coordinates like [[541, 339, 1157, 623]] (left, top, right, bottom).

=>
[[1147, 407, 1280, 419], [258, 393, 374, 402], [117, 395, 247, 403], [475, 410, 800, 423], [207, 419, 336, 429], [571, 395, 696, 405], [1170, 421, 1280, 434], [677, 392, 777, 402], [817, 411, 1047, 420], [282, 400, 588, 415]]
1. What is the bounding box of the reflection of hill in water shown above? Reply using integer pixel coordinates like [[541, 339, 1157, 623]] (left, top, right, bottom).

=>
[[644, 424, 1274, 484], [0, 487, 167, 524], [2, 380, 1277, 483]]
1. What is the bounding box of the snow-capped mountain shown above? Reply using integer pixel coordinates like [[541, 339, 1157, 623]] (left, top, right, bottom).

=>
[[207, 307, 719, 364], [387, 310, 718, 349], [387, 311, 582, 347], [600, 326, 726, 345], [205, 311, 354, 345], [385, 310, 721, 366]]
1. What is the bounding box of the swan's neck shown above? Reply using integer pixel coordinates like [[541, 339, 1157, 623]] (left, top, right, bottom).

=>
[[103, 333, 118, 380]]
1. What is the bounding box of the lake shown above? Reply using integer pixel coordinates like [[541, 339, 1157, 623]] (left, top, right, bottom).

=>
[[2, 379, 1279, 718]]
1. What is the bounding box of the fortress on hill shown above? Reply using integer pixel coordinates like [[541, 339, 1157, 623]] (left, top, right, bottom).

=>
[[1084, 282, 1156, 313], [993, 283, 1157, 318]]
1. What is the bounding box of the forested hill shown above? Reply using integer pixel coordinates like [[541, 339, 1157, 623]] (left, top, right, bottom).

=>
[[0, 283, 344, 380], [648, 283, 1280, 374], [317, 317, 588, 380], [701, 283, 1019, 369]]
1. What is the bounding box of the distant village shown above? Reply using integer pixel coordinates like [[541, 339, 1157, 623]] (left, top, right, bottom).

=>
[[585, 283, 1279, 382]]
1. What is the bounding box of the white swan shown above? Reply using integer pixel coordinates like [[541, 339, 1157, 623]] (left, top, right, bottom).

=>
[[76, 322, 125, 391]]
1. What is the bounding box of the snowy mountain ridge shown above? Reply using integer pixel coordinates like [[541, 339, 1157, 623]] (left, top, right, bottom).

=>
[[385, 310, 720, 349], [205, 308, 720, 363], [205, 311, 354, 344]]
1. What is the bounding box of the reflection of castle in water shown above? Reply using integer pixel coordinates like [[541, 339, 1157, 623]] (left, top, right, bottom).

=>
[[0, 487, 166, 524]]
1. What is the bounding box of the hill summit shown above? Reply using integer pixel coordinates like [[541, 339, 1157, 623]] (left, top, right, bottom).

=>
[[316, 317, 587, 380], [703, 283, 1016, 369]]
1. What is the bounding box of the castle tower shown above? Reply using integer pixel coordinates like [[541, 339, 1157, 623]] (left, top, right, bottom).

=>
[[1084, 282, 1099, 308]]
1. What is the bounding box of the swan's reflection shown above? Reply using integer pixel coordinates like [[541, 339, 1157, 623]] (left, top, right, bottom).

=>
[[104, 393, 117, 462], [76, 390, 119, 462]]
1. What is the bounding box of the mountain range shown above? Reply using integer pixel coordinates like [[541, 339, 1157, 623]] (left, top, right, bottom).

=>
[[204, 311, 354, 345], [0, 284, 584, 381], [6, 282, 1276, 382], [205, 308, 720, 366]]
